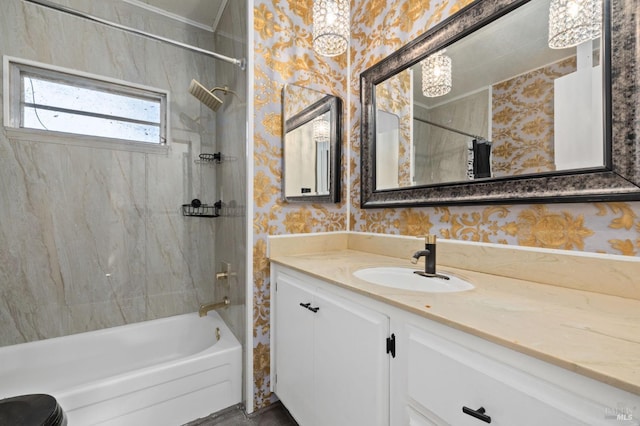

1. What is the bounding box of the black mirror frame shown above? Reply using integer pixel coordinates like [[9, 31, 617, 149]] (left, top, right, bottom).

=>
[[283, 90, 342, 203], [360, 0, 640, 208]]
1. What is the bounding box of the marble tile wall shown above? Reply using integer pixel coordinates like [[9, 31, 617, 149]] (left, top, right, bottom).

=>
[[213, 0, 248, 348], [0, 1, 231, 346], [49, 0, 217, 51], [414, 89, 489, 184]]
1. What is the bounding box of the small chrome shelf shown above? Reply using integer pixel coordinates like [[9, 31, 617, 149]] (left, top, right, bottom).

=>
[[182, 199, 221, 218]]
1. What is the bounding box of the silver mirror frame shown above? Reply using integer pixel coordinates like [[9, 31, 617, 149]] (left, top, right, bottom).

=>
[[283, 88, 342, 203], [360, 0, 640, 207]]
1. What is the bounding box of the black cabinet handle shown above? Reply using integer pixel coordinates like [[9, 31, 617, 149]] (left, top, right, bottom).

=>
[[298, 302, 319, 313], [462, 406, 491, 423]]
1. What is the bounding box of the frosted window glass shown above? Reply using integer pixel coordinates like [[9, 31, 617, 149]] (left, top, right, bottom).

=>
[[18, 71, 164, 144]]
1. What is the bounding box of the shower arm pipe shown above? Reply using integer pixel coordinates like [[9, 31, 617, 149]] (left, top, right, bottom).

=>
[[22, 0, 246, 70], [413, 116, 487, 142]]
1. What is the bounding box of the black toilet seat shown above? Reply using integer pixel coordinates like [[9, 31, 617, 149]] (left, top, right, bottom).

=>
[[0, 394, 66, 426]]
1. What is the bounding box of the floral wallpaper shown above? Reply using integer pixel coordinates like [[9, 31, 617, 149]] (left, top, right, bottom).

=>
[[283, 83, 326, 118], [492, 56, 577, 176], [376, 70, 413, 187], [252, 0, 640, 410], [253, 0, 348, 408]]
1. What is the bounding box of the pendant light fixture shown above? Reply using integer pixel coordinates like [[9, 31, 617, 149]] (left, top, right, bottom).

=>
[[421, 51, 452, 97], [312, 0, 350, 57], [548, 0, 602, 49]]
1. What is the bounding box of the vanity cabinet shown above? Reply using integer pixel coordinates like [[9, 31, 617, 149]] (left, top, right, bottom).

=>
[[273, 269, 390, 426], [271, 265, 640, 426]]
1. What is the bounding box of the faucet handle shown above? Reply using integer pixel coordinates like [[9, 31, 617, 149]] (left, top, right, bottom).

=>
[[418, 234, 437, 244]]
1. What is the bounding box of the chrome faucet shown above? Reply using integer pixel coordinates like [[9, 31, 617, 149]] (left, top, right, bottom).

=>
[[411, 235, 449, 280]]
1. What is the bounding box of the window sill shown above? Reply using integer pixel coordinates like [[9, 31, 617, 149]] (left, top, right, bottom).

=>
[[4, 127, 170, 155]]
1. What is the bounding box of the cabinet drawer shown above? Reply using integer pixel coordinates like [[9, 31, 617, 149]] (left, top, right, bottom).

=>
[[406, 325, 609, 426]]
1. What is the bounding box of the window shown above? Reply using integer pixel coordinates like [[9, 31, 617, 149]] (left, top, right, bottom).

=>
[[4, 57, 168, 147]]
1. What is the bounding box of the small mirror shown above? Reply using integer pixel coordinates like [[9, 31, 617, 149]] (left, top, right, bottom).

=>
[[283, 84, 341, 203]]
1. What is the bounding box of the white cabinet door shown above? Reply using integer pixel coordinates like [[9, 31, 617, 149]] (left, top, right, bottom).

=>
[[314, 288, 390, 426], [274, 275, 315, 426], [273, 269, 391, 426]]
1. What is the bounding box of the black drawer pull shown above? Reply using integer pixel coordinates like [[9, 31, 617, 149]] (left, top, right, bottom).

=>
[[462, 406, 491, 423], [299, 302, 311, 309], [308, 306, 319, 313]]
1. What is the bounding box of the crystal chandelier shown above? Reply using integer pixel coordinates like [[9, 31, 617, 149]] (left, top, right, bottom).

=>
[[313, 0, 350, 57], [548, 0, 602, 49], [313, 117, 330, 142], [421, 51, 452, 97]]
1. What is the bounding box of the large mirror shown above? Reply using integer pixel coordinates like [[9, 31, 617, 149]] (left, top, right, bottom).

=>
[[361, 0, 640, 207], [283, 84, 342, 203]]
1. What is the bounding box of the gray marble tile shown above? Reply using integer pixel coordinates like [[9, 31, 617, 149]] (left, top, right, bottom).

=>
[[0, 0, 244, 346], [210, 0, 248, 347], [61, 297, 147, 336]]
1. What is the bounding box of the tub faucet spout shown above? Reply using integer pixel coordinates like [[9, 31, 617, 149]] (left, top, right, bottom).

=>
[[199, 296, 230, 317]]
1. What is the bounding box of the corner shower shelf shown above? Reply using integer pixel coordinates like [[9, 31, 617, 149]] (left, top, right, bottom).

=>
[[182, 200, 222, 218], [195, 152, 222, 164]]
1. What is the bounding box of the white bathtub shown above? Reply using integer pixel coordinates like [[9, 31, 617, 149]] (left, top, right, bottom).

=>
[[0, 311, 242, 425]]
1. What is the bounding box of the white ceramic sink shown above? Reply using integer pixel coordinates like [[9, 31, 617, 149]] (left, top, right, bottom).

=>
[[353, 267, 474, 293]]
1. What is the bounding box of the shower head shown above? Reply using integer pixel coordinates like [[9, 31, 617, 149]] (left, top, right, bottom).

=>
[[188, 80, 238, 112], [189, 79, 223, 112]]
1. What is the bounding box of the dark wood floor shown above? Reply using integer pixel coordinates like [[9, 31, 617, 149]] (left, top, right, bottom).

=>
[[184, 402, 298, 426]]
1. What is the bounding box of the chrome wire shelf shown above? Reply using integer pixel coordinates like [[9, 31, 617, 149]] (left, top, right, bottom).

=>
[[182, 199, 221, 218]]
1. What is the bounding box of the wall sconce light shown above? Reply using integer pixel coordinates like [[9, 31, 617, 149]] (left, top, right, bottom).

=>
[[421, 51, 452, 97], [548, 0, 602, 49], [313, 0, 350, 57]]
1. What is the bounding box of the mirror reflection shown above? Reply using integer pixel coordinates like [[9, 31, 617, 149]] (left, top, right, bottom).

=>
[[374, 0, 603, 190], [282, 84, 341, 202]]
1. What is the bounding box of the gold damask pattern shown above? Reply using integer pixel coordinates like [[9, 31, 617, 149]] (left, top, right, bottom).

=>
[[252, 0, 348, 409], [515, 205, 593, 250], [375, 70, 413, 186], [492, 57, 576, 176], [253, 0, 640, 412], [283, 84, 325, 118]]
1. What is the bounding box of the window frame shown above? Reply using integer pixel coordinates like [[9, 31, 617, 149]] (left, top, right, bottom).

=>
[[3, 56, 169, 154]]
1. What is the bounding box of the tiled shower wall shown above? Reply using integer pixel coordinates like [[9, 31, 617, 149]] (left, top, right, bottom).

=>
[[0, 0, 228, 346], [213, 0, 249, 350]]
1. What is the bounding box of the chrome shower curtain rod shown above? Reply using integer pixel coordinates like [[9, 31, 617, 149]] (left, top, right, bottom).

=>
[[414, 116, 486, 141], [23, 0, 246, 70]]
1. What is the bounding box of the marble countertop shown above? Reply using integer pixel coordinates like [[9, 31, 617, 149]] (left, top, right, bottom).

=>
[[270, 248, 640, 396]]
